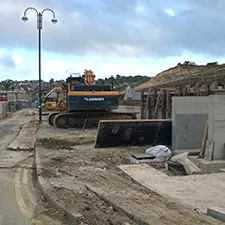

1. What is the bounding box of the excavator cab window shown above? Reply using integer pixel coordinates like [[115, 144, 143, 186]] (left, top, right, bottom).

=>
[[70, 85, 112, 92]]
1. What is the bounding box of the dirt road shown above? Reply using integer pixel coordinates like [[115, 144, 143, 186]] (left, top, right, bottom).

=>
[[36, 119, 223, 225]]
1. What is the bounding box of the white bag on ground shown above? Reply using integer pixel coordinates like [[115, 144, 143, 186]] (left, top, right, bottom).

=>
[[170, 152, 201, 175], [145, 145, 171, 161]]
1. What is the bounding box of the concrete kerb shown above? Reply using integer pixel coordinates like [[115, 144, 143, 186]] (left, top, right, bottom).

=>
[[85, 184, 149, 225], [34, 149, 83, 224], [207, 207, 225, 222]]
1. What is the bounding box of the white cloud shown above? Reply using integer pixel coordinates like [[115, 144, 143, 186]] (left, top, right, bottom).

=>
[[135, 3, 147, 16], [164, 8, 175, 17], [42, 60, 69, 74], [109, 44, 141, 55], [2, 0, 225, 82], [12, 53, 24, 66]]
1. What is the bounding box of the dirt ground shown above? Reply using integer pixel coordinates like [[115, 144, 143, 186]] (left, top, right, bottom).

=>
[[36, 117, 223, 225], [119, 163, 225, 214]]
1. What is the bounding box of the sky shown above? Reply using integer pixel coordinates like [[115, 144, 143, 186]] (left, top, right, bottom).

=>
[[1, 0, 225, 81]]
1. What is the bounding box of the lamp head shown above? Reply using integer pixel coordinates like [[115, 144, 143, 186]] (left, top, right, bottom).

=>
[[51, 18, 58, 24], [21, 15, 28, 22]]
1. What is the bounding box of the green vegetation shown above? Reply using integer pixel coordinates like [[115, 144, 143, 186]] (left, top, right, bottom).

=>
[[0, 75, 151, 94], [96, 74, 151, 91], [0, 79, 14, 90]]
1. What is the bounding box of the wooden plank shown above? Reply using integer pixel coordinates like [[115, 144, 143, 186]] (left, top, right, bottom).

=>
[[140, 90, 145, 119], [151, 89, 157, 119], [146, 87, 151, 119], [166, 91, 171, 119], [132, 154, 155, 160], [153, 92, 160, 119], [95, 119, 172, 148], [199, 121, 208, 158], [161, 90, 166, 119]]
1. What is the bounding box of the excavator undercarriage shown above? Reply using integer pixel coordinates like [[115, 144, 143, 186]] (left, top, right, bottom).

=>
[[48, 111, 137, 129]]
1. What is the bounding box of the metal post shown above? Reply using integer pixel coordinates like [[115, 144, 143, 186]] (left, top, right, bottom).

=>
[[38, 12, 42, 123], [21, 7, 57, 123]]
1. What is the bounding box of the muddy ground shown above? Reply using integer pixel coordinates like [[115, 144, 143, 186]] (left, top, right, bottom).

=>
[[36, 119, 223, 225]]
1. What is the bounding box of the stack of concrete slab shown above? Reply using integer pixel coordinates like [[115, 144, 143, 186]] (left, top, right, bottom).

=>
[[0, 102, 7, 119]]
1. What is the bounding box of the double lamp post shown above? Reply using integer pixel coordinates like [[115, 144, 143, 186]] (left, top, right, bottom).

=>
[[21, 7, 58, 123]]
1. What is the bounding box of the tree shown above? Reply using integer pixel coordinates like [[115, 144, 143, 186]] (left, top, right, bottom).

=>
[[0, 80, 14, 90], [49, 78, 54, 83], [116, 74, 121, 80]]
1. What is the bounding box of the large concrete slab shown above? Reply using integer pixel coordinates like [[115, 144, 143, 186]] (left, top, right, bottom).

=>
[[172, 97, 209, 150], [119, 164, 225, 213], [95, 119, 171, 148]]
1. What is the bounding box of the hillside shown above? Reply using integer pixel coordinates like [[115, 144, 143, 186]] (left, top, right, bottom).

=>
[[0, 75, 151, 94], [135, 61, 224, 91], [95, 75, 151, 91]]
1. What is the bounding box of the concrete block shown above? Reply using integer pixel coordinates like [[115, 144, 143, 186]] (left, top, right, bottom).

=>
[[189, 156, 225, 173], [207, 206, 225, 222], [204, 140, 214, 160]]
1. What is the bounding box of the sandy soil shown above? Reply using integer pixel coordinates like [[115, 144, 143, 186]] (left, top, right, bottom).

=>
[[35, 118, 223, 225], [120, 164, 225, 214]]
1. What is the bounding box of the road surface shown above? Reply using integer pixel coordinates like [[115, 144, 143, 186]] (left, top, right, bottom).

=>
[[0, 110, 66, 225]]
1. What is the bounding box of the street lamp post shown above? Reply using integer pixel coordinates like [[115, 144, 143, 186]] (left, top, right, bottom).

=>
[[21, 7, 57, 123]]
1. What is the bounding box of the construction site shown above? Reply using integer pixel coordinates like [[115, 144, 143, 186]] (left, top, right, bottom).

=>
[[1, 64, 225, 225]]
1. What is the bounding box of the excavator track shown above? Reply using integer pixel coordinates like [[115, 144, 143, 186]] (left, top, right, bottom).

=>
[[48, 111, 136, 129]]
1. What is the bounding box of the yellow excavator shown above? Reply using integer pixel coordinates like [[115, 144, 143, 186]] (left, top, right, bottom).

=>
[[42, 82, 67, 111], [47, 69, 136, 128]]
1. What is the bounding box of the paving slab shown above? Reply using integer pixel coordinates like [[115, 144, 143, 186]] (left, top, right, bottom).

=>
[[7, 121, 38, 151], [0, 110, 36, 168], [0, 152, 34, 168]]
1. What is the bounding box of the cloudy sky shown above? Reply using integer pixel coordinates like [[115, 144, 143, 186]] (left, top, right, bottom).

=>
[[0, 0, 225, 81]]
